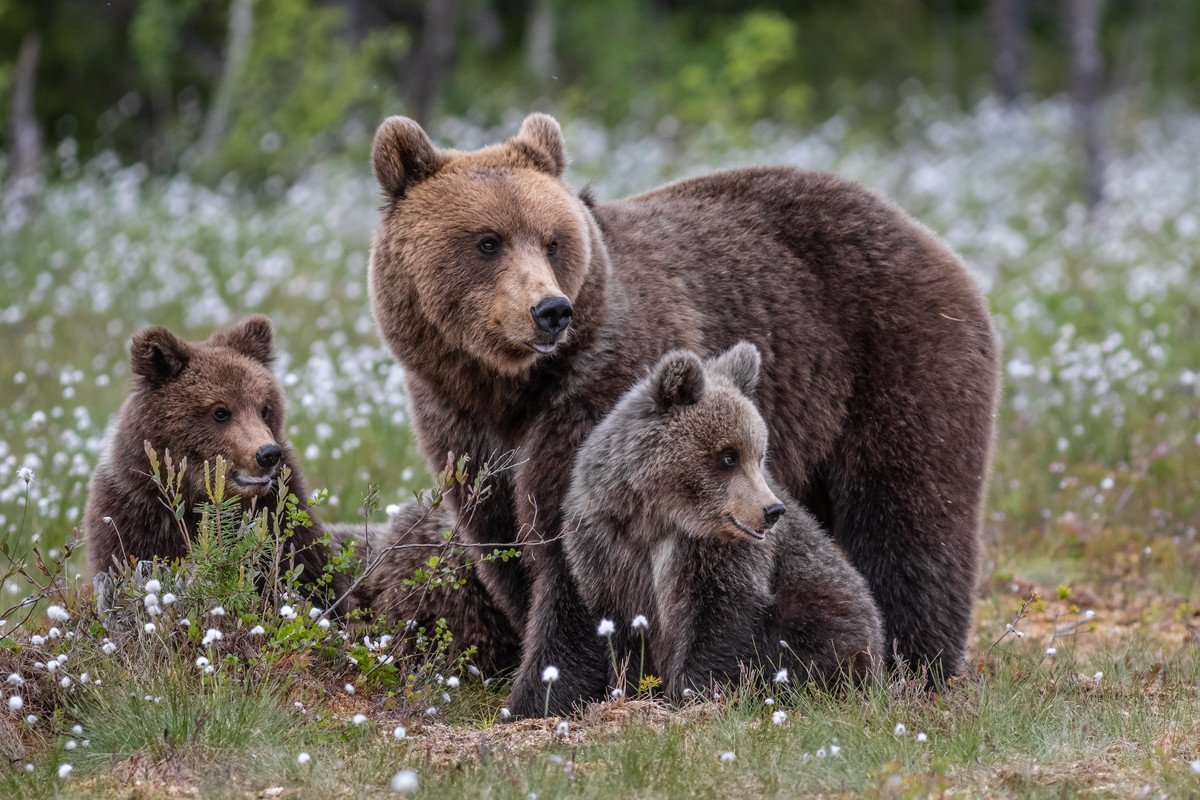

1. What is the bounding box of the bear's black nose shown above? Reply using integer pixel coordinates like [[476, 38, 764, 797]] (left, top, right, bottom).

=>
[[531, 296, 573, 334], [763, 503, 786, 527], [256, 443, 282, 469]]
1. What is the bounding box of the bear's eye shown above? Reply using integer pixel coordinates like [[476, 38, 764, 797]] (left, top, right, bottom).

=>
[[717, 449, 739, 470], [213, 407, 230, 423], [478, 237, 500, 255], [547, 240, 558, 256], [261, 406, 271, 421]]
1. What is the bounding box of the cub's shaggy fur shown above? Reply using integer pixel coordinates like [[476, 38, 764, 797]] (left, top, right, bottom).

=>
[[330, 505, 519, 673], [83, 317, 336, 600], [564, 344, 883, 694], [368, 113, 998, 715]]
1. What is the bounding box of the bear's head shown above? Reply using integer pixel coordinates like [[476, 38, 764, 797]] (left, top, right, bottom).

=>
[[570, 341, 786, 544], [368, 113, 596, 375], [126, 315, 289, 502]]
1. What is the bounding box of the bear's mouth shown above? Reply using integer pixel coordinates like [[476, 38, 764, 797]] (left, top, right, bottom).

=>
[[233, 471, 275, 491], [529, 340, 559, 355], [728, 515, 768, 541]]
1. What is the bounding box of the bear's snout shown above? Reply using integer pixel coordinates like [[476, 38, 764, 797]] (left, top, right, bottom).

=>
[[763, 503, 786, 527], [255, 443, 282, 469], [531, 296, 573, 336]]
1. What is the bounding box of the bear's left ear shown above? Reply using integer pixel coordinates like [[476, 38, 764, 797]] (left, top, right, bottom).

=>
[[213, 315, 275, 366], [511, 113, 566, 177], [708, 341, 761, 397], [650, 350, 706, 412]]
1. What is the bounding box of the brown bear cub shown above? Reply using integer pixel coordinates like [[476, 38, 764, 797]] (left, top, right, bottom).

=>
[[369, 113, 998, 715], [83, 316, 338, 602], [330, 504, 520, 674], [564, 343, 883, 696]]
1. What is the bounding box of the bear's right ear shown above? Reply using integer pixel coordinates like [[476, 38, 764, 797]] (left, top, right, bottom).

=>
[[372, 116, 441, 200], [130, 326, 191, 385], [708, 341, 762, 397], [212, 314, 275, 366], [650, 351, 706, 412]]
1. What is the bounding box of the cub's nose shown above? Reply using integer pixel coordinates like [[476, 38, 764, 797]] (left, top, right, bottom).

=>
[[763, 503, 786, 527], [531, 296, 573, 334], [256, 443, 282, 469]]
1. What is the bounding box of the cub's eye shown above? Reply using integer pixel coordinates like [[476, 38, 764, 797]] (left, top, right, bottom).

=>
[[478, 237, 500, 255], [213, 407, 230, 423], [547, 240, 558, 256], [717, 449, 739, 470], [261, 406, 271, 421]]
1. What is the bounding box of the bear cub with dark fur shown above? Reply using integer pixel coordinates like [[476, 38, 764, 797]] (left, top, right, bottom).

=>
[[84, 316, 337, 602], [564, 343, 883, 694]]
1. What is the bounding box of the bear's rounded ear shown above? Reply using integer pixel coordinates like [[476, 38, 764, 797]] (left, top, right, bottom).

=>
[[512, 113, 566, 177], [708, 341, 762, 397], [651, 350, 706, 412], [372, 116, 441, 200], [213, 315, 275, 366], [131, 326, 191, 385]]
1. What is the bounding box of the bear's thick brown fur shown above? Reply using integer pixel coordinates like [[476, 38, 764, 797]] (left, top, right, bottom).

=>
[[368, 113, 999, 715], [564, 343, 883, 697], [83, 316, 337, 603], [329, 505, 519, 674]]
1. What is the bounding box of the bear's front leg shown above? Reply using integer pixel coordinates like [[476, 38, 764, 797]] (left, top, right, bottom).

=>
[[507, 420, 609, 718]]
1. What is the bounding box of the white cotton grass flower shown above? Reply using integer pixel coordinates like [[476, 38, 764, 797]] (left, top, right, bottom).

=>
[[26, 714, 37, 725], [201, 628, 223, 646], [556, 720, 569, 736], [57, 763, 73, 779], [764, 697, 774, 706], [79, 673, 90, 684], [916, 732, 928, 743], [65, 740, 77, 750], [719, 751, 736, 763], [446, 676, 460, 689], [46, 661, 58, 673], [209, 606, 225, 617], [178, 618, 191, 628], [631, 615, 649, 630], [6, 673, 23, 686], [541, 666, 559, 683], [102, 640, 117, 655], [425, 706, 438, 717], [1094, 671, 1104, 681], [18, 467, 34, 484], [500, 708, 512, 721], [8, 695, 24, 712], [1084, 609, 1097, 620], [143, 623, 156, 633], [195, 657, 210, 669], [390, 769, 419, 793], [60, 677, 72, 688], [162, 593, 177, 606], [894, 722, 907, 737], [611, 688, 624, 698], [71, 724, 83, 736], [773, 668, 789, 684], [249, 625, 266, 636], [393, 725, 407, 740], [597, 618, 615, 637], [352, 714, 368, 725], [144, 579, 162, 594], [1190, 759, 1200, 774], [47, 604, 69, 622], [30, 635, 46, 646], [829, 744, 842, 757], [279, 605, 297, 620], [24, 764, 33, 773], [771, 710, 787, 725], [344, 683, 356, 695], [309, 607, 322, 619], [48, 627, 61, 639], [297, 752, 311, 765], [1046, 646, 1058, 656], [317, 618, 330, 629]]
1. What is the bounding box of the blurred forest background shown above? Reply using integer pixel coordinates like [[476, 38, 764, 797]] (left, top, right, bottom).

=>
[[3, 0, 1199, 193]]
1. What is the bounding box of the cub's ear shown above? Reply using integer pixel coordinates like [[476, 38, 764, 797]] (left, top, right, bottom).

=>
[[511, 113, 566, 177], [372, 116, 441, 199], [131, 326, 191, 385], [650, 350, 706, 412], [709, 341, 761, 396], [213, 315, 275, 366]]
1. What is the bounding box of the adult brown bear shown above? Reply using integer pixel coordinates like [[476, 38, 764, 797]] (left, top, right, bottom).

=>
[[368, 113, 998, 716]]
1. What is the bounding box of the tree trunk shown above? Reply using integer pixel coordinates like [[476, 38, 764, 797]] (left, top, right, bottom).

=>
[[407, 0, 458, 127], [988, 0, 1028, 104], [1068, 0, 1105, 209], [526, 0, 557, 83], [5, 33, 44, 206], [197, 0, 254, 160]]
